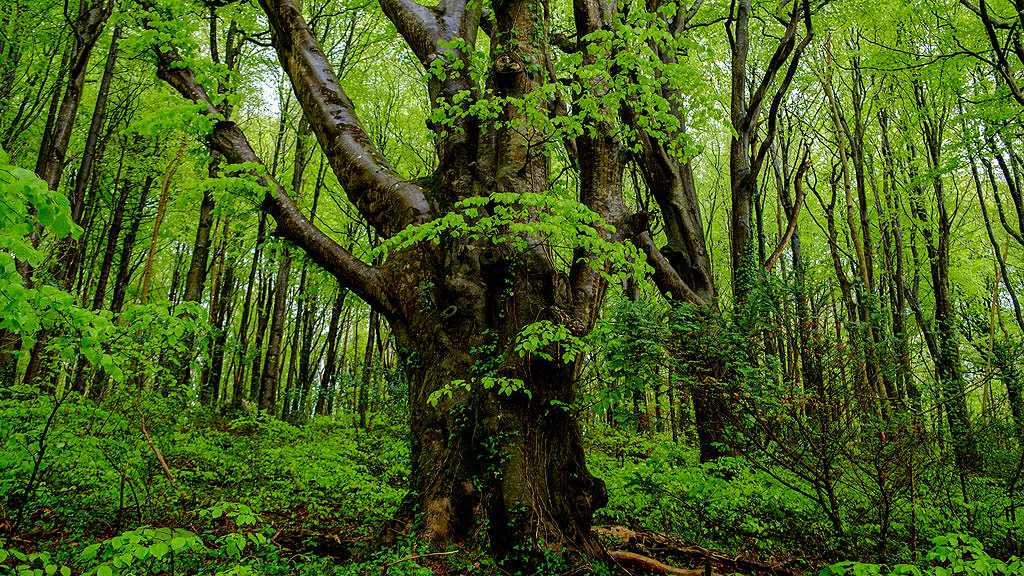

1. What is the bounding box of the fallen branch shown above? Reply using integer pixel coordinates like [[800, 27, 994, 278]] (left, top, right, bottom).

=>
[[597, 525, 800, 576], [610, 550, 721, 576], [383, 550, 458, 574]]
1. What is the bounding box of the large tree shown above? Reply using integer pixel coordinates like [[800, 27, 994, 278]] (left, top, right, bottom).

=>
[[144, 0, 634, 565]]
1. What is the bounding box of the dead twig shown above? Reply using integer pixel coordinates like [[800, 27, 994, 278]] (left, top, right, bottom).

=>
[[137, 407, 181, 495]]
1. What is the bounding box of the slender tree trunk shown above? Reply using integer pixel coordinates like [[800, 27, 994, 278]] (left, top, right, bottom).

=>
[[358, 309, 377, 430], [57, 26, 121, 290], [315, 288, 347, 416], [90, 175, 131, 312], [878, 111, 918, 408], [32, 45, 69, 183], [281, 287, 300, 421], [249, 275, 272, 403], [205, 257, 236, 406], [259, 250, 290, 413], [109, 176, 154, 314], [36, 0, 110, 191], [819, 61, 883, 415], [232, 214, 267, 409], [913, 98, 978, 469], [182, 188, 216, 304], [139, 135, 187, 303]]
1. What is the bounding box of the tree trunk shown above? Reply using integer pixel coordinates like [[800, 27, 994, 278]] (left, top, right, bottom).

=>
[[182, 187, 216, 304], [259, 249, 290, 413], [57, 26, 121, 291], [248, 274, 272, 403], [877, 111, 918, 409], [204, 256, 235, 406], [358, 309, 377, 430], [232, 213, 267, 409], [109, 176, 154, 314], [315, 287, 347, 416], [139, 135, 187, 303], [36, 0, 109, 191], [819, 60, 883, 416], [90, 173, 131, 312], [913, 95, 978, 469]]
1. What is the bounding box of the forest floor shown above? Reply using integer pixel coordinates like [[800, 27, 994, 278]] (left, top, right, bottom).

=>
[[0, 397, 1020, 575]]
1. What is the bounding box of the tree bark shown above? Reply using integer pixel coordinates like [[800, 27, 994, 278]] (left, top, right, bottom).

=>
[[90, 171, 131, 312], [249, 274, 272, 403], [57, 26, 121, 291]]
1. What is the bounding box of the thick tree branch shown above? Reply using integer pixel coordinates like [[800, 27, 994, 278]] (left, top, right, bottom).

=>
[[738, 0, 803, 133], [153, 46, 392, 316], [633, 229, 712, 307], [764, 157, 809, 270], [567, 0, 628, 330], [377, 0, 480, 207], [259, 0, 431, 237], [378, 0, 438, 64]]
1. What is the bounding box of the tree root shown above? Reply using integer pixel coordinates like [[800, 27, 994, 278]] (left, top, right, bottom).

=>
[[597, 525, 801, 576]]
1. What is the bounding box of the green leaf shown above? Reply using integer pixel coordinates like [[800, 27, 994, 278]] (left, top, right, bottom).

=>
[[149, 542, 169, 559], [80, 544, 102, 561]]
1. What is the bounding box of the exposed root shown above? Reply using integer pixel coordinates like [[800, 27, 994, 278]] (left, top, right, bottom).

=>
[[597, 525, 801, 576]]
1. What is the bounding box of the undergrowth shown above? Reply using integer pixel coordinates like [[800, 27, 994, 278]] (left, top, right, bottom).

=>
[[1, 392, 1022, 575]]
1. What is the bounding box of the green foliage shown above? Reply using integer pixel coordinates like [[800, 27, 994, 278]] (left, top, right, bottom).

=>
[[587, 430, 820, 553], [74, 502, 274, 576], [0, 148, 81, 345], [427, 375, 529, 406], [0, 544, 72, 576], [376, 191, 647, 284], [823, 534, 1024, 576]]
